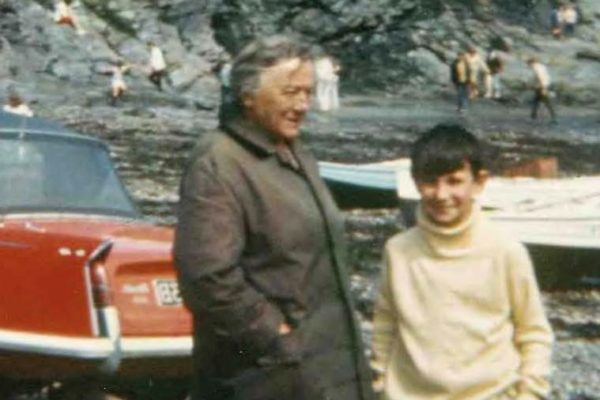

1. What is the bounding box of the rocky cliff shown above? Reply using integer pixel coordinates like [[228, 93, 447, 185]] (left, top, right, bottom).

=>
[[2, 0, 600, 115]]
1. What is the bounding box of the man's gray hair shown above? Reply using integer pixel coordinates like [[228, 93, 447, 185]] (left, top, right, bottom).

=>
[[230, 35, 316, 106]]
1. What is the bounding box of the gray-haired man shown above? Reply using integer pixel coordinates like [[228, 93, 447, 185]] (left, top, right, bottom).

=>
[[174, 35, 374, 400]]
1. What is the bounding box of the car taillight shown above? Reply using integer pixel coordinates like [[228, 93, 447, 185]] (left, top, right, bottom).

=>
[[87, 240, 114, 308], [90, 262, 114, 307]]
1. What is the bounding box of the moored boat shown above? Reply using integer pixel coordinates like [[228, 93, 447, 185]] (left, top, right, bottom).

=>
[[319, 158, 600, 287], [320, 158, 600, 249]]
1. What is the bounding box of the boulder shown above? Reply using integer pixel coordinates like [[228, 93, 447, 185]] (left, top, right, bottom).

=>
[[407, 48, 448, 85]]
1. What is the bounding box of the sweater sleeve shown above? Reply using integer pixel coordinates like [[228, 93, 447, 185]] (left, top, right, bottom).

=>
[[507, 243, 554, 399], [371, 243, 398, 385]]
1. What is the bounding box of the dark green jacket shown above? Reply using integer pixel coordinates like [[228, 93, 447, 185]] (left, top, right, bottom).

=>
[[173, 116, 374, 400]]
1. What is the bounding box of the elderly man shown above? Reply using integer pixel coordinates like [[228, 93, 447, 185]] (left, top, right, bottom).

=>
[[174, 36, 374, 400]]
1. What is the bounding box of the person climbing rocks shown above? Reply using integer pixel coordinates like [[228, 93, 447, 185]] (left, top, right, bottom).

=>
[[147, 41, 167, 90], [104, 60, 131, 106], [528, 57, 557, 123], [53, 0, 85, 34], [487, 47, 507, 99], [465, 45, 492, 98], [450, 51, 470, 114]]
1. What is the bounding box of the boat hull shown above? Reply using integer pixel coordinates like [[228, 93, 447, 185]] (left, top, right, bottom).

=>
[[325, 180, 398, 209], [319, 159, 407, 209], [399, 198, 599, 289]]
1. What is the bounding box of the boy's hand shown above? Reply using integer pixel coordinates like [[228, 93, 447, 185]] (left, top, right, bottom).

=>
[[372, 374, 385, 393]]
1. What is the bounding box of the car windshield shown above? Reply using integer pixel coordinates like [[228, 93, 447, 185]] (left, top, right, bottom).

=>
[[0, 134, 139, 218]]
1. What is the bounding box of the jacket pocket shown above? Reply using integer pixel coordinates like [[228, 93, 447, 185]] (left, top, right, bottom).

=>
[[257, 329, 303, 367]]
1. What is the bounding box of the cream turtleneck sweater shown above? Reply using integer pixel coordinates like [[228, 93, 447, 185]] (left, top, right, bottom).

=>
[[372, 206, 553, 400]]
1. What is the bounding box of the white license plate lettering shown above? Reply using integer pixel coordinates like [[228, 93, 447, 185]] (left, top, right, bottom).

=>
[[154, 280, 182, 306]]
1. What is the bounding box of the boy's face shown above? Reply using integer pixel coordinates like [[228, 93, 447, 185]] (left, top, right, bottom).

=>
[[416, 161, 488, 227]]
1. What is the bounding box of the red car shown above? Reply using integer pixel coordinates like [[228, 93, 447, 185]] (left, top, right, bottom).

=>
[[0, 111, 192, 399]]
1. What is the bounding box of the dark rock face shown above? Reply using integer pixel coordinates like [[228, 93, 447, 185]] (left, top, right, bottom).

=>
[[1, 0, 600, 106]]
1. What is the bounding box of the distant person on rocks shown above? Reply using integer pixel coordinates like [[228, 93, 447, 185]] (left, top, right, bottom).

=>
[[371, 124, 554, 400], [216, 60, 232, 90], [562, 4, 578, 36], [314, 55, 340, 111], [549, 5, 563, 39], [215, 59, 233, 123], [486, 48, 506, 99], [147, 41, 167, 90], [53, 0, 84, 34], [450, 51, 470, 114], [105, 60, 130, 106], [572, 0, 584, 23], [465, 46, 492, 98], [3, 90, 33, 117], [528, 57, 557, 123]]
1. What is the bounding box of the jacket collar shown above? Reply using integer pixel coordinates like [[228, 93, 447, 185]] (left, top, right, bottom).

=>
[[222, 115, 280, 156], [222, 115, 303, 170]]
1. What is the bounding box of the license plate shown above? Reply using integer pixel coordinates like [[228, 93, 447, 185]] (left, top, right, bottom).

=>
[[153, 279, 183, 306]]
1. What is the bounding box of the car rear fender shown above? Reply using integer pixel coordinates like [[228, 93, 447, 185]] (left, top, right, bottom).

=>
[[100, 241, 192, 337]]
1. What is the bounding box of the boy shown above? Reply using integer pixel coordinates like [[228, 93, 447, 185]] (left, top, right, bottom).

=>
[[371, 124, 553, 399]]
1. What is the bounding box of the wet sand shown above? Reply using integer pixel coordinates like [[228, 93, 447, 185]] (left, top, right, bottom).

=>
[[67, 94, 600, 399], [305, 95, 600, 174], [306, 96, 600, 399]]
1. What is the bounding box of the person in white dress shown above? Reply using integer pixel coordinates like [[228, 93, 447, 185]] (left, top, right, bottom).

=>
[[528, 57, 556, 123], [314, 56, 340, 111], [105, 61, 130, 106], [3, 91, 33, 117], [53, 0, 85, 34], [147, 41, 167, 90]]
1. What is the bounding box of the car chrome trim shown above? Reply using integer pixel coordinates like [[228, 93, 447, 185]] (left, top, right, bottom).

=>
[[85, 240, 114, 336], [1, 213, 141, 223], [119, 337, 193, 358], [0, 323, 192, 372], [83, 264, 100, 336], [99, 307, 122, 373], [0, 127, 106, 147], [0, 329, 113, 359], [98, 307, 192, 372]]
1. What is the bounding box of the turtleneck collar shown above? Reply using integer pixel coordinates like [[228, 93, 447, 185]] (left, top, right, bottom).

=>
[[416, 203, 482, 258]]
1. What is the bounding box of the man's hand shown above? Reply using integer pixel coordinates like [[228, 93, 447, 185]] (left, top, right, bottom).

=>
[[278, 322, 291, 335]]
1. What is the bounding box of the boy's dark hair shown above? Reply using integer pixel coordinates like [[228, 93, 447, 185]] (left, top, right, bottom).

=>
[[410, 124, 485, 181]]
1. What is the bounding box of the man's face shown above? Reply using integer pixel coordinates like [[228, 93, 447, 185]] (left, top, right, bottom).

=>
[[416, 161, 487, 227], [243, 58, 314, 141]]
